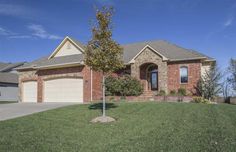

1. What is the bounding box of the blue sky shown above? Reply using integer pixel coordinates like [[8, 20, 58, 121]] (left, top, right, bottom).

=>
[[0, 0, 235, 70]]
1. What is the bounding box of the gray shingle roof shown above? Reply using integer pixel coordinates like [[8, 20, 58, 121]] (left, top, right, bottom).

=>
[[0, 62, 11, 71], [123, 40, 210, 63], [0, 62, 25, 72], [0, 72, 18, 84], [17, 38, 214, 70], [36, 54, 84, 68], [16, 54, 84, 70], [0, 62, 25, 84], [16, 56, 48, 70]]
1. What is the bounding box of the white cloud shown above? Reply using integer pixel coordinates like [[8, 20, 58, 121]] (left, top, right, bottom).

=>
[[0, 26, 30, 39], [224, 17, 234, 27], [0, 24, 61, 40], [27, 24, 62, 40], [8, 35, 32, 39], [0, 27, 15, 36], [0, 4, 28, 17]]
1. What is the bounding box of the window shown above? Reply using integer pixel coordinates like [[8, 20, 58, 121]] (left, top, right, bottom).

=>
[[180, 66, 188, 83]]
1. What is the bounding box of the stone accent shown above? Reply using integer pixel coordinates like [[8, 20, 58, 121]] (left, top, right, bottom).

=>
[[130, 47, 168, 92], [167, 60, 201, 94], [18, 66, 103, 103]]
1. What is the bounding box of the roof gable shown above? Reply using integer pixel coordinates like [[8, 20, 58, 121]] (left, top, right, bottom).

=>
[[48, 36, 85, 59], [122, 40, 209, 63], [129, 45, 168, 63]]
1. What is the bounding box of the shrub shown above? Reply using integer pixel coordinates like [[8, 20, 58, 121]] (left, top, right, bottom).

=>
[[192, 97, 210, 104], [105, 75, 143, 96], [195, 64, 222, 101], [105, 76, 121, 96], [109, 96, 115, 102], [169, 90, 176, 96], [178, 88, 187, 96], [157, 90, 166, 96]]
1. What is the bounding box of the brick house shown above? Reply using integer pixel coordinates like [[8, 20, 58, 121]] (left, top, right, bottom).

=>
[[16, 36, 214, 103]]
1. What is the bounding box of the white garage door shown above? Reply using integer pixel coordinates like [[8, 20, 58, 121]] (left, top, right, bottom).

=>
[[44, 78, 83, 102], [22, 81, 37, 102]]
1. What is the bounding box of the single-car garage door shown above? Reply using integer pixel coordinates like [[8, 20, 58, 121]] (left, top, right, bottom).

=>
[[22, 81, 37, 102], [44, 78, 83, 102]]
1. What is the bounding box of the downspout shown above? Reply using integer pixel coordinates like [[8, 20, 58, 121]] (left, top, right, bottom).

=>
[[90, 68, 93, 101]]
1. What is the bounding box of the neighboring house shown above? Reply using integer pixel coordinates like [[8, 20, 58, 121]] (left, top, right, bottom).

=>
[[16, 36, 215, 103], [0, 62, 25, 101]]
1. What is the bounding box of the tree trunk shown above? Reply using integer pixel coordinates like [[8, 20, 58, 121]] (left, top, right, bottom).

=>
[[102, 74, 106, 117]]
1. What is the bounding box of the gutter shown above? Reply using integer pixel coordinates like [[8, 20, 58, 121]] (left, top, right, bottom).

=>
[[125, 57, 209, 64], [168, 57, 207, 62], [204, 59, 216, 62], [35, 62, 83, 70], [16, 62, 84, 71]]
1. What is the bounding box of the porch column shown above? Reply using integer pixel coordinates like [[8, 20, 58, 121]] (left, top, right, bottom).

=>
[[130, 63, 139, 79]]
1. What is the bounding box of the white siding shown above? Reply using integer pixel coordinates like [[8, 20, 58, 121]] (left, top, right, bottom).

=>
[[54, 41, 82, 57], [44, 78, 83, 102], [22, 81, 37, 102], [0, 84, 18, 101]]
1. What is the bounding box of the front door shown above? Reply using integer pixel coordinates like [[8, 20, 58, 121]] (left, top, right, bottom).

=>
[[150, 72, 158, 90]]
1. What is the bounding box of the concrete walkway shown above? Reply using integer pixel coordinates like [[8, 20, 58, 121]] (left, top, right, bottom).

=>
[[0, 102, 78, 121]]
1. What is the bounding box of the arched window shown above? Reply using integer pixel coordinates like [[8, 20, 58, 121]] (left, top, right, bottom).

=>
[[180, 66, 188, 83]]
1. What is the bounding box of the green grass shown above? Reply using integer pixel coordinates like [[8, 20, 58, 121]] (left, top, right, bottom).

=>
[[0, 102, 236, 152]]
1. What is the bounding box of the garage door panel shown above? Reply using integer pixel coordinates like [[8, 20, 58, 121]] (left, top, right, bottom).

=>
[[44, 78, 83, 102], [22, 81, 37, 102]]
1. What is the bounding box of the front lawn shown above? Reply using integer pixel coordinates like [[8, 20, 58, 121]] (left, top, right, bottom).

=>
[[0, 102, 236, 152]]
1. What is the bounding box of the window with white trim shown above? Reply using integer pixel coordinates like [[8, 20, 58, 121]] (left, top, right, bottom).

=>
[[180, 66, 188, 83]]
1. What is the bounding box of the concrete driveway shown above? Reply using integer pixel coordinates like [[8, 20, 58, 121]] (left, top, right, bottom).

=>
[[0, 102, 78, 121]]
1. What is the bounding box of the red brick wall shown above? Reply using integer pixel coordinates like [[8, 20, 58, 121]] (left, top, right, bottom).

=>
[[167, 60, 201, 94], [82, 66, 92, 102], [37, 77, 43, 103], [37, 66, 84, 76], [92, 71, 103, 101]]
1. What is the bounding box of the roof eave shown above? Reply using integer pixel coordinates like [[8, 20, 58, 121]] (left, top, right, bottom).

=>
[[35, 62, 84, 70], [15, 66, 37, 71], [0, 81, 18, 84], [168, 57, 207, 62], [204, 59, 216, 62]]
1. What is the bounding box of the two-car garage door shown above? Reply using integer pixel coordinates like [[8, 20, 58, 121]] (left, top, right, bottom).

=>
[[22, 78, 83, 103], [44, 78, 83, 102]]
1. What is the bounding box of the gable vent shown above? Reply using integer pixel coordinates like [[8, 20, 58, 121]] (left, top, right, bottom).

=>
[[67, 42, 71, 49]]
